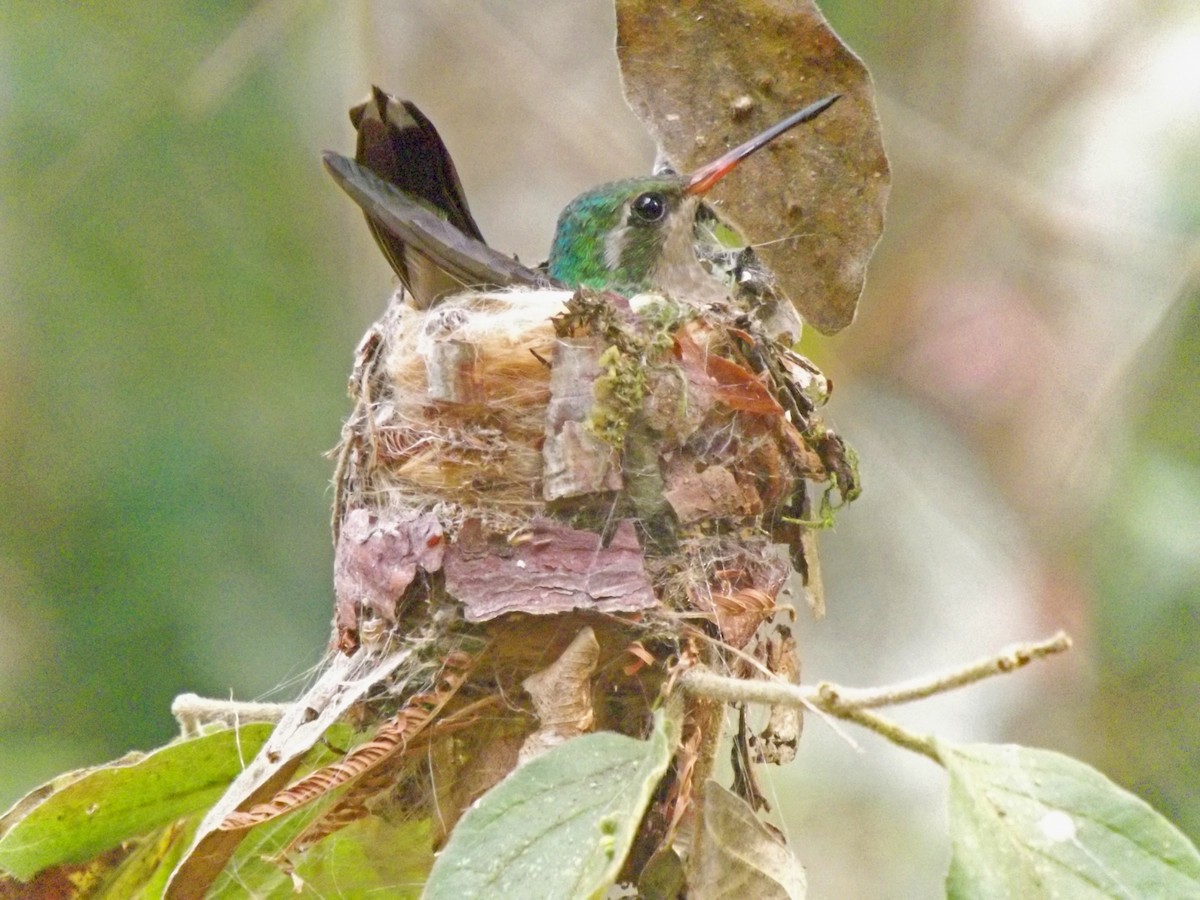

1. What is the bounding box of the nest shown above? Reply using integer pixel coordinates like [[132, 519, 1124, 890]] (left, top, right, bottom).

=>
[[301, 283, 858, 864]]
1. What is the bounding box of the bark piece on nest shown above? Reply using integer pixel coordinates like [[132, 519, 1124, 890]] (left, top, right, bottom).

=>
[[333, 507, 445, 652], [444, 518, 657, 622], [543, 337, 623, 500], [663, 463, 762, 524]]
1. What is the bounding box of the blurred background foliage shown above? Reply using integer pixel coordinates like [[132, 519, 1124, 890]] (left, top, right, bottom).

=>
[[1, 1, 1196, 896]]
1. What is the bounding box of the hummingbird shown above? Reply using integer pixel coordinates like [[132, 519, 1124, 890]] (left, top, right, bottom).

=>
[[546, 94, 839, 302], [323, 92, 839, 306]]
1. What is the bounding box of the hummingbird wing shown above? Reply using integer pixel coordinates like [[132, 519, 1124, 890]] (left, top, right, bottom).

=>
[[348, 90, 488, 306], [324, 152, 554, 298], [350, 89, 485, 243]]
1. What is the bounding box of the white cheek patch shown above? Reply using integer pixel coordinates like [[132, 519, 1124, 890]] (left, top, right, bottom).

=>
[[604, 218, 630, 271]]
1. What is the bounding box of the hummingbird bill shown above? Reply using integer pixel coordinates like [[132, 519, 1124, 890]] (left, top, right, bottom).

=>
[[324, 88, 840, 312]]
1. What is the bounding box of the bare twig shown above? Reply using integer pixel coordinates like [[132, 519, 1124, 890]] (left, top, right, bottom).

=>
[[831, 706, 938, 763], [677, 631, 1072, 763], [817, 630, 1072, 709], [172, 693, 290, 735]]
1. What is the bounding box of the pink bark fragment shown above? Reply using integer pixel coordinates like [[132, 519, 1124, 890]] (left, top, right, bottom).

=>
[[662, 464, 762, 524], [444, 518, 657, 622], [334, 508, 445, 643]]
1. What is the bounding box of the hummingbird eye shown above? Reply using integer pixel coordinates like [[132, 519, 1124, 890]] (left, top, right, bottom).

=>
[[630, 191, 667, 224]]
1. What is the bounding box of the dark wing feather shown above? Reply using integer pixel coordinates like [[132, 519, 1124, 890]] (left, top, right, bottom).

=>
[[323, 152, 553, 295], [350, 89, 485, 242]]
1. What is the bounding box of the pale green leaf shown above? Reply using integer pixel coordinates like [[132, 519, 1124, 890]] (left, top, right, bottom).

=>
[[423, 711, 677, 900], [208, 812, 433, 899], [940, 741, 1200, 900]]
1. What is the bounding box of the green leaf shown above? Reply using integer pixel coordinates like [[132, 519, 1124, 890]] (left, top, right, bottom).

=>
[[940, 741, 1200, 899], [423, 710, 677, 900], [0, 724, 273, 882], [208, 812, 434, 899]]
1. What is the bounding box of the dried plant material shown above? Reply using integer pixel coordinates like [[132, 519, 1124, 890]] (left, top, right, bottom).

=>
[[814, 427, 861, 504], [675, 325, 782, 417], [685, 547, 790, 650], [709, 588, 776, 651], [623, 641, 657, 677], [165, 646, 414, 900], [444, 519, 656, 622], [661, 696, 706, 847], [751, 627, 802, 766], [690, 781, 806, 899], [642, 364, 712, 444], [220, 652, 473, 833], [334, 507, 444, 651], [267, 767, 396, 867], [798, 528, 825, 618], [616, 0, 889, 333], [732, 707, 770, 813], [520, 627, 601, 762], [663, 463, 761, 524]]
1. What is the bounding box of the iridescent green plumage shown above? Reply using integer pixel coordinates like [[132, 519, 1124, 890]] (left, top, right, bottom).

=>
[[548, 175, 702, 296]]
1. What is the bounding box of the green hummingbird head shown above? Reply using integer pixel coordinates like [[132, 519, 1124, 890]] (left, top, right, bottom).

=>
[[547, 93, 841, 298], [547, 174, 697, 295]]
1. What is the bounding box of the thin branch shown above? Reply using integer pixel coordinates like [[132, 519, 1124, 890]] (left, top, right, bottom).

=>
[[832, 706, 938, 763], [818, 631, 1072, 709], [676, 631, 1072, 763], [172, 692, 290, 735]]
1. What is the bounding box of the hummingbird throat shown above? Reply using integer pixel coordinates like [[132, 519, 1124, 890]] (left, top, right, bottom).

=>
[[602, 194, 711, 295]]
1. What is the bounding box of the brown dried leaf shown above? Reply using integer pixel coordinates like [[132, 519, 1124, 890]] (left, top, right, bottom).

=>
[[444, 519, 657, 622], [520, 627, 601, 761], [219, 652, 473, 833], [690, 552, 789, 649], [663, 463, 761, 524], [691, 781, 806, 900], [617, 0, 890, 334], [623, 641, 657, 676], [665, 720, 704, 841], [675, 328, 782, 416]]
